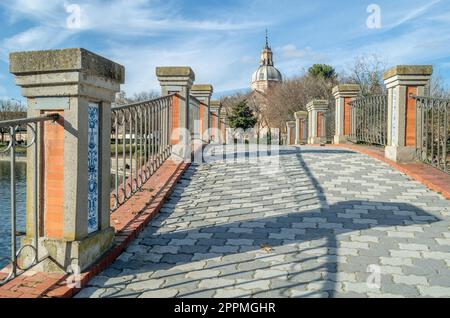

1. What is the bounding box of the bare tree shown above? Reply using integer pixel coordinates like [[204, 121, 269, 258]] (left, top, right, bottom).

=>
[[0, 99, 26, 142], [129, 90, 160, 102], [114, 90, 161, 106], [429, 73, 450, 98], [341, 54, 387, 96], [265, 74, 338, 133]]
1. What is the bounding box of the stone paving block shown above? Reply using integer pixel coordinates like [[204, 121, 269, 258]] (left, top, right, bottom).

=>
[[418, 286, 450, 297], [139, 289, 179, 298], [422, 251, 450, 260], [387, 231, 415, 239], [340, 241, 370, 250], [160, 253, 193, 264], [392, 274, 428, 286], [254, 269, 288, 280], [150, 245, 179, 254], [214, 288, 250, 298], [186, 269, 221, 279], [343, 282, 377, 294], [398, 243, 429, 251], [126, 278, 165, 291], [390, 250, 422, 258], [226, 239, 255, 246]]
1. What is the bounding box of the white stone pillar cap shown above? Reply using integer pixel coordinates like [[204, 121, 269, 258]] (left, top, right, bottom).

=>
[[156, 66, 195, 88], [286, 121, 296, 127], [210, 100, 221, 111], [383, 65, 432, 89], [294, 111, 308, 119], [306, 100, 329, 112], [332, 84, 360, 98], [10, 48, 125, 101]]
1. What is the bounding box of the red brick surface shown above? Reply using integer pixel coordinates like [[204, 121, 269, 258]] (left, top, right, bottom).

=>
[[43, 112, 65, 239], [0, 158, 190, 298]]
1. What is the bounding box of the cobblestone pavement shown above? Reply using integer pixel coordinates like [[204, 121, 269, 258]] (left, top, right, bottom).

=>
[[78, 146, 450, 298]]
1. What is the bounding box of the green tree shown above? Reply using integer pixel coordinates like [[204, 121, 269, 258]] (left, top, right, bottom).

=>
[[228, 99, 257, 130], [308, 64, 336, 79]]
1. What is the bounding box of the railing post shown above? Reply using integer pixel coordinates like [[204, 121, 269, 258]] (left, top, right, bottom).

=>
[[219, 112, 228, 144], [306, 100, 329, 144], [382, 65, 432, 162], [210, 101, 221, 143], [156, 67, 195, 160], [191, 84, 213, 143], [10, 48, 124, 272], [285, 121, 296, 145], [332, 84, 360, 144], [294, 111, 308, 145]]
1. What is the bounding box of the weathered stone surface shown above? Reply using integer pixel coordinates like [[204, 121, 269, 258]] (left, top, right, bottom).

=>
[[10, 48, 125, 82], [382, 65, 433, 80]]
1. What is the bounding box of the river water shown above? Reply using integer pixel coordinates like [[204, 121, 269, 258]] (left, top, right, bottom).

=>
[[0, 161, 26, 268]]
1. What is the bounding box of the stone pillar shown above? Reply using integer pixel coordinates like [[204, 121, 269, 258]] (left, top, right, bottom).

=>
[[306, 100, 329, 144], [10, 48, 124, 272], [191, 84, 213, 143], [294, 111, 308, 145], [332, 84, 360, 144], [286, 121, 296, 145], [156, 67, 195, 149], [210, 101, 221, 143], [382, 65, 432, 162], [219, 111, 228, 144]]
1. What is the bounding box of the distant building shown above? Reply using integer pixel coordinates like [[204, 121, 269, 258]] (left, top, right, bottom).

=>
[[250, 31, 283, 133], [251, 32, 283, 94]]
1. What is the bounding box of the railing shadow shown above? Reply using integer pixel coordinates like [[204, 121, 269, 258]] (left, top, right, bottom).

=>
[[81, 146, 442, 298]]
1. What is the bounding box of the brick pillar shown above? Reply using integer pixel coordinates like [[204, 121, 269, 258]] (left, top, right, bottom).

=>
[[10, 48, 124, 272], [219, 111, 228, 144], [156, 67, 195, 159], [332, 84, 360, 144], [210, 101, 221, 144], [286, 121, 295, 145], [294, 111, 308, 145], [191, 84, 213, 143], [383, 65, 432, 162], [306, 100, 329, 144]]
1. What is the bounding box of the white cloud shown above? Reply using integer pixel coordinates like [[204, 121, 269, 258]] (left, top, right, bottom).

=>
[[105, 33, 255, 96], [0, 26, 73, 61], [384, 0, 441, 30], [1, 0, 266, 35], [279, 44, 328, 61]]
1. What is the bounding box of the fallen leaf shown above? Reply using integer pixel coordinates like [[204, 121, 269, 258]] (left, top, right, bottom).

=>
[[260, 243, 274, 253]]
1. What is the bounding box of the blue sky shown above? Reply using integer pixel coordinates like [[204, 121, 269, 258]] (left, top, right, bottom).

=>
[[1, 0, 450, 100]]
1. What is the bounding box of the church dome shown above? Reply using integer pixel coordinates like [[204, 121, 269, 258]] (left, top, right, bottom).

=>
[[251, 31, 283, 87], [252, 65, 283, 83]]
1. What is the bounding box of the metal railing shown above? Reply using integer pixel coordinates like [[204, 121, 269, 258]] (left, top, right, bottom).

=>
[[349, 94, 388, 146], [110, 95, 173, 212], [414, 96, 449, 174], [0, 113, 59, 285], [189, 96, 201, 137], [323, 109, 335, 144]]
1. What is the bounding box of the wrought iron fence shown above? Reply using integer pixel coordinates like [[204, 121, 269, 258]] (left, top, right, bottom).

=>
[[110, 95, 173, 212], [349, 95, 388, 146], [189, 96, 201, 137], [323, 108, 335, 144], [0, 113, 59, 286], [414, 96, 449, 174]]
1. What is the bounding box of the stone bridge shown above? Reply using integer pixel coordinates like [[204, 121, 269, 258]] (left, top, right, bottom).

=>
[[0, 48, 449, 299]]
